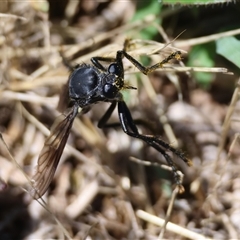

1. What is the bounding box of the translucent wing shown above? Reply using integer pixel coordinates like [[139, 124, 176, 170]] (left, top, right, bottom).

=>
[[30, 106, 78, 199]]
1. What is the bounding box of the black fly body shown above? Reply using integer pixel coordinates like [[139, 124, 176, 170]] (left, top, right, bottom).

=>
[[30, 45, 191, 199]]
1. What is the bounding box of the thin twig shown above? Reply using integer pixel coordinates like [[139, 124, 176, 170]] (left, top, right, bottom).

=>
[[136, 210, 213, 240], [158, 186, 179, 239], [216, 78, 240, 166]]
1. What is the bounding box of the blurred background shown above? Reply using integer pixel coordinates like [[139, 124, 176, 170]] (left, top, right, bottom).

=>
[[0, 1, 240, 239]]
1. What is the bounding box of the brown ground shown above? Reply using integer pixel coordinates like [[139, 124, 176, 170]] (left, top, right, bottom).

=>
[[0, 1, 240, 240]]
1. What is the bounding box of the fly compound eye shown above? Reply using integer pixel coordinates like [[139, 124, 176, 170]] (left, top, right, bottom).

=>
[[103, 83, 118, 99], [108, 63, 122, 76]]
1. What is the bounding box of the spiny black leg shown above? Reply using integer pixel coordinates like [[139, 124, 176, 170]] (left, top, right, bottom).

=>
[[118, 101, 190, 190], [117, 50, 181, 75], [98, 119, 156, 132], [118, 100, 191, 167], [123, 38, 131, 51], [98, 101, 158, 132], [91, 57, 117, 71], [150, 136, 192, 166], [162, 152, 185, 193], [98, 101, 117, 128], [118, 101, 138, 134]]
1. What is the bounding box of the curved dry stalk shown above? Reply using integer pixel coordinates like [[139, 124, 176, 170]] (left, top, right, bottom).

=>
[[136, 210, 213, 240]]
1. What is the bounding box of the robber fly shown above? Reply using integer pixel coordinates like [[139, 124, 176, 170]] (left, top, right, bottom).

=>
[[30, 44, 191, 199]]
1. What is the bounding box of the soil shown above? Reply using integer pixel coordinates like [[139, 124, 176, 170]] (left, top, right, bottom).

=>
[[0, 1, 240, 239]]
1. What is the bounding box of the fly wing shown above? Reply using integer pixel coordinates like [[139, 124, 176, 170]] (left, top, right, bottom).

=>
[[30, 106, 78, 199]]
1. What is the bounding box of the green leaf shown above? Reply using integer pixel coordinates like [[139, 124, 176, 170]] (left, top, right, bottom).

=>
[[131, 0, 161, 22], [131, 0, 162, 40], [187, 43, 216, 88], [188, 44, 215, 67], [30, 1, 49, 12], [162, 0, 235, 5], [216, 36, 240, 69], [192, 72, 213, 88]]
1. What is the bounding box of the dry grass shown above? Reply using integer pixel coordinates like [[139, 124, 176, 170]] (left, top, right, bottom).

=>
[[0, 2, 240, 240]]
